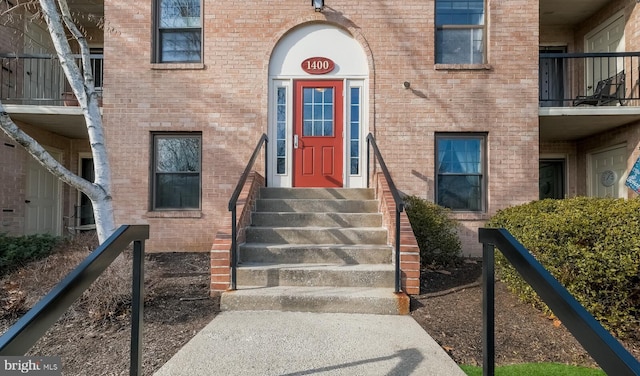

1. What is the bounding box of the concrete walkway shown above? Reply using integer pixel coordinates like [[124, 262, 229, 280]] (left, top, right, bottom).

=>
[[154, 311, 466, 376]]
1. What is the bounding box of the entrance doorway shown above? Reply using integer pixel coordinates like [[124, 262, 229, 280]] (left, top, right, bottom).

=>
[[589, 144, 627, 198], [268, 23, 369, 188], [77, 156, 96, 230], [293, 80, 343, 187], [24, 148, 62, 235], [539, 159, 565, 199]]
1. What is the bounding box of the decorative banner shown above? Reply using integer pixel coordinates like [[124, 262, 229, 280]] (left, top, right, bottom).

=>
[[625, 155, 640, 194], [301, 57, 335, 75]]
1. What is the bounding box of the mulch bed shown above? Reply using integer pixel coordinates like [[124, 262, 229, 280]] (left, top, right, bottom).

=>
[[2, 253, 638, 374]]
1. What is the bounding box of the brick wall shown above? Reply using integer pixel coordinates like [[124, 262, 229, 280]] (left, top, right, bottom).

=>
[[104, 0, 540, 255], [374, 172, 420, 295], [210, 172, 264, 294]]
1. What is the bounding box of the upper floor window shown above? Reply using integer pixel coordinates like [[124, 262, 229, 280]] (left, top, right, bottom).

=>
[[154, 0, 202, 63], [435, 0, 485, 64], [436, 133, 486, 211], [152, 133, 202, 210]]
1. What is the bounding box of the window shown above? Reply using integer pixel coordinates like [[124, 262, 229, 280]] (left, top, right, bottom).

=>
[[152, 133, 201, 210], [276, 86, 287, 174], [154, 0, 202, 63], [349, 86, 361, 175], [436, 134, 486, 211], [435, 0, 485, 64]]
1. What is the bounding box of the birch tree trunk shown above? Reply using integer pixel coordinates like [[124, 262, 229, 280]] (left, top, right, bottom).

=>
[[0, 0, 116, 243]]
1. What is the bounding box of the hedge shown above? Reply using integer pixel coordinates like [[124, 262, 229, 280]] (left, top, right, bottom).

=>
[[487, 197, 640, 338], [404, 195, 462, 267]]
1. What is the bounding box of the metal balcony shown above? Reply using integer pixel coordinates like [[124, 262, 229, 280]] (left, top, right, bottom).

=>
[[539, 52, 640, 141], [0, 53, 103, 106]]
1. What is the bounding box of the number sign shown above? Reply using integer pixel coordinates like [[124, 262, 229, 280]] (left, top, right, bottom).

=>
[[301, 57, 335, 75]]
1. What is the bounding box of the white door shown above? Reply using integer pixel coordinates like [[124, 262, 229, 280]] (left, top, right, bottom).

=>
[[590, 145, 627, 199], [585, 14, 624, 95], [24, 150, 62, 235], [23, 12, 63, 103]]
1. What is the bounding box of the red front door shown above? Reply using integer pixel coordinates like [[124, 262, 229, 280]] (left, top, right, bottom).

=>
[[293, 80, 344, 187]]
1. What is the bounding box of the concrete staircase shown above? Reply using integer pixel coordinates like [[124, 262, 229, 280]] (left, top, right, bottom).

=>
[[220, 188, 409, 315]]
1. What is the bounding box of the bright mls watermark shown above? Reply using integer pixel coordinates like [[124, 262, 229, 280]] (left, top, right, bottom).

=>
[[1, 357, 61, 375]]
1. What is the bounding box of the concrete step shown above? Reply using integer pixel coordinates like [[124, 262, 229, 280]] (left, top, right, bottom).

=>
[[251, 212, 383, 227], [255, 198, 378, 213], [220, 286, 409, 315], [245, 226, 388, 245], [260, 187, 375, 200], [239, 243, 392, 264], [236, 263, 395, 288]]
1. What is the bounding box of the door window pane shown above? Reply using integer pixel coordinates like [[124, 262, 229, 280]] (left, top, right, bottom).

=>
[[350, 87, 361, 175], [276, 86, 287, 174], [302, 87, 334, 136]]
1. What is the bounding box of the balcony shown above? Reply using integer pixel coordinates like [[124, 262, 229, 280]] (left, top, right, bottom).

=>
[[539, 52, 640, 141], [0, 53, 103, 139]]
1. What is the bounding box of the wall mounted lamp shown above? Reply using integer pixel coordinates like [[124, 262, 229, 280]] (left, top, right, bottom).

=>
[[312, 0, 324, 12]]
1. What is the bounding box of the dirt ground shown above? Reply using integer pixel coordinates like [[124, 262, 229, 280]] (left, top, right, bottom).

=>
[[1, 252, 639, 375]]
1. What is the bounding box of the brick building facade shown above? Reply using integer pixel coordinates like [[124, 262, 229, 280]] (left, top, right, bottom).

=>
[[2, 0, 640, 292]]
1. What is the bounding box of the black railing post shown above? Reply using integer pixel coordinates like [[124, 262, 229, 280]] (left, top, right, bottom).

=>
[[0, 224, 149, 376], [482, 242, 495, 376], [479, 228, 640, 376], [130, 239, 145, 376], [366, 137, 371, 188], [264, 138, 269, 188], [394, 209, 401, 293], [230, 208, 237, 291]]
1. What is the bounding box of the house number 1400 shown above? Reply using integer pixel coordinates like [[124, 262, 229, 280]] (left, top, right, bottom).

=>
[[301, 57, 335, 75], [307, 60, 329, 70]]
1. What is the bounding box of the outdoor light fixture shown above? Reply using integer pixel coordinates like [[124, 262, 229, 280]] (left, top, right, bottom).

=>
[[312, 0, 324, 12]]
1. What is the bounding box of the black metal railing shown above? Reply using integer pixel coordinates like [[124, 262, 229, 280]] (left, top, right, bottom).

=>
[[0, 225, 149, 376], [228, 134, 268, 290], [479, 228, 640, 376], [366, 133, 403, 293], [0, 53, 103, 105], [539, 52, 640, 107]]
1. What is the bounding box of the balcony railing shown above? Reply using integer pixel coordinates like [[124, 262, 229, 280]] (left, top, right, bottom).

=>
[[539, 52, 640, 108], [0, 53, 103, 106]]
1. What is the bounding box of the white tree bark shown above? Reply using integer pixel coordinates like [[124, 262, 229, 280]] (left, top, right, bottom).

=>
[[0, 0, 116, 243]]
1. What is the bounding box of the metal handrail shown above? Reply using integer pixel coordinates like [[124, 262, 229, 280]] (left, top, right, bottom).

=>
[[228, 133, 268, 290], [0, 225, 150, 376], [539, 51, 640, 106], [366, 133, 404, 293], [479, 228, 640, 376]]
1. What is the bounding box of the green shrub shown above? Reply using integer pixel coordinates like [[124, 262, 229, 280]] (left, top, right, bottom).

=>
[[404, 195, 462, 267], [0, 233, 62, 276], [487, 197, 640, 338]]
